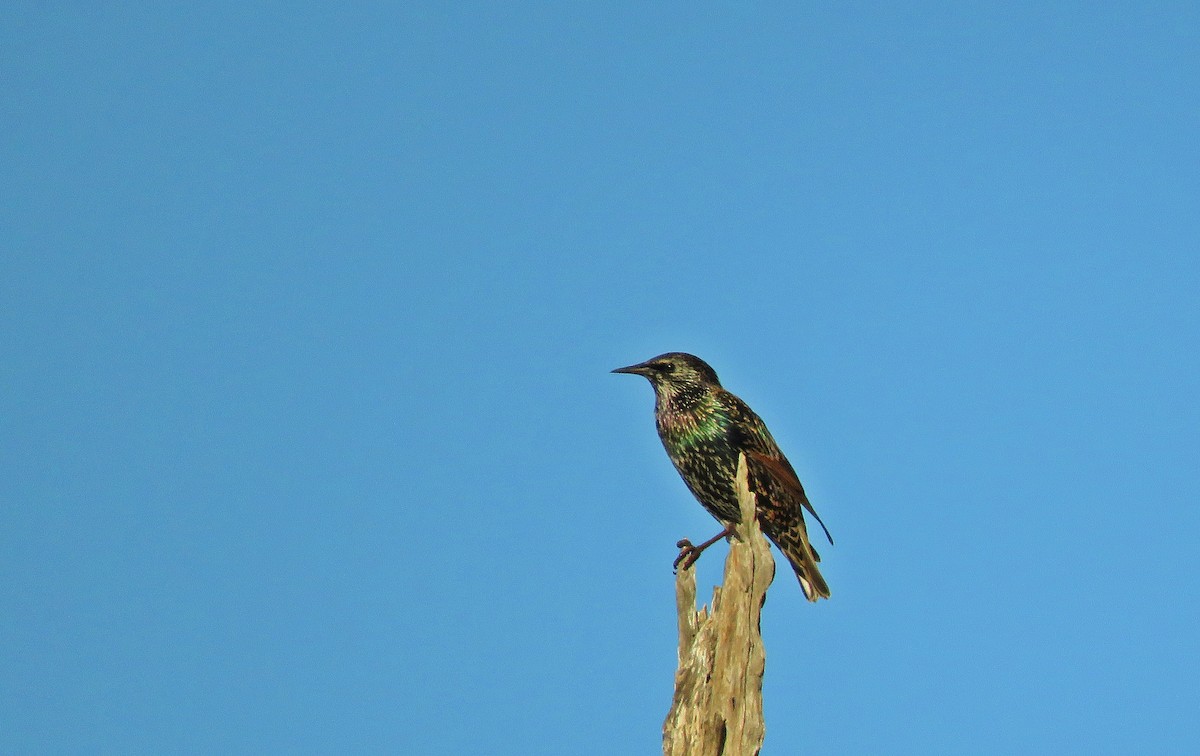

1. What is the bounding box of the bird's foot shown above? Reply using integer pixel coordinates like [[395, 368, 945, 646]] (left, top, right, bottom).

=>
[[673, 539, 701, 573], [671, 526, 736, 573]]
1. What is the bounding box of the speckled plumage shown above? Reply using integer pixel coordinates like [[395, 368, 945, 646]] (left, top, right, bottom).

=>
[[613, 352, 833, 601]]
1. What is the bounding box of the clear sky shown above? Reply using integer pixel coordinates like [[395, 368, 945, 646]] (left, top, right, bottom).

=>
[[3, 3, 1198, 754]]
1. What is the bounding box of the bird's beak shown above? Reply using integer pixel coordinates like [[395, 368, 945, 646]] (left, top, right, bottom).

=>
[[612, 361, 652, 376]]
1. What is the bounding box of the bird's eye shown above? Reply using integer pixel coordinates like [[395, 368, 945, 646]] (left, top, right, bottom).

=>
[[657, 362, 675, 373]]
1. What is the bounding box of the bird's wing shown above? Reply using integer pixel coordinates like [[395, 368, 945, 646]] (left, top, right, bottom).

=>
[[721, 390, 835, 546], [744, 450, 834, 546], [720, 393, 835, 547]]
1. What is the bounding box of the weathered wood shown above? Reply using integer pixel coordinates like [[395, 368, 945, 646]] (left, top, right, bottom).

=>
[[663, 453, 775, 756]]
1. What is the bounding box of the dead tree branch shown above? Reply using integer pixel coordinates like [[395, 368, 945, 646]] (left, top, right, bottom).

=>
[[663, 452, 775, 756]]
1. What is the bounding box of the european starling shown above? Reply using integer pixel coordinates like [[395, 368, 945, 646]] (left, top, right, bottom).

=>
[[613, 352, 833, 601]]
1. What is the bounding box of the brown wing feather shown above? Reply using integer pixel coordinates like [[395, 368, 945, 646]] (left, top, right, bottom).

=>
[[746, 449, 834, 546]]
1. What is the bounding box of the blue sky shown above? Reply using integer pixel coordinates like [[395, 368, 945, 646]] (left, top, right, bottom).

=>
[[3, 3, 1198, 753]]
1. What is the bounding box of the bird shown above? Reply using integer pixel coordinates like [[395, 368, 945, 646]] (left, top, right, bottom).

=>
[[613, 352, 833, 601]]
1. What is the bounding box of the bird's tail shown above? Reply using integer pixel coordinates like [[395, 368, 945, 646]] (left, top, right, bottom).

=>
[[744, 450, 832, 602], [777, 530, 831, 602]]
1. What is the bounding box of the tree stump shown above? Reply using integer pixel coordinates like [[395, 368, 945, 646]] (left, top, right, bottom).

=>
[[663, 452, 775, 756]]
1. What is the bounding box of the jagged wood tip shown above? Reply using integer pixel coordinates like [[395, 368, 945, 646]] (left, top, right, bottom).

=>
[[663, 453, 775, 756]]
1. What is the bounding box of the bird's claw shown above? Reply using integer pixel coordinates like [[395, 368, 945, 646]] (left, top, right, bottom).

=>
[[673, 539, 700, 573]]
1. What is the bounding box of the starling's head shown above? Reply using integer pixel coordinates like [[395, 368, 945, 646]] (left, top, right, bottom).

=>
[[612, 352, 722, 395]]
